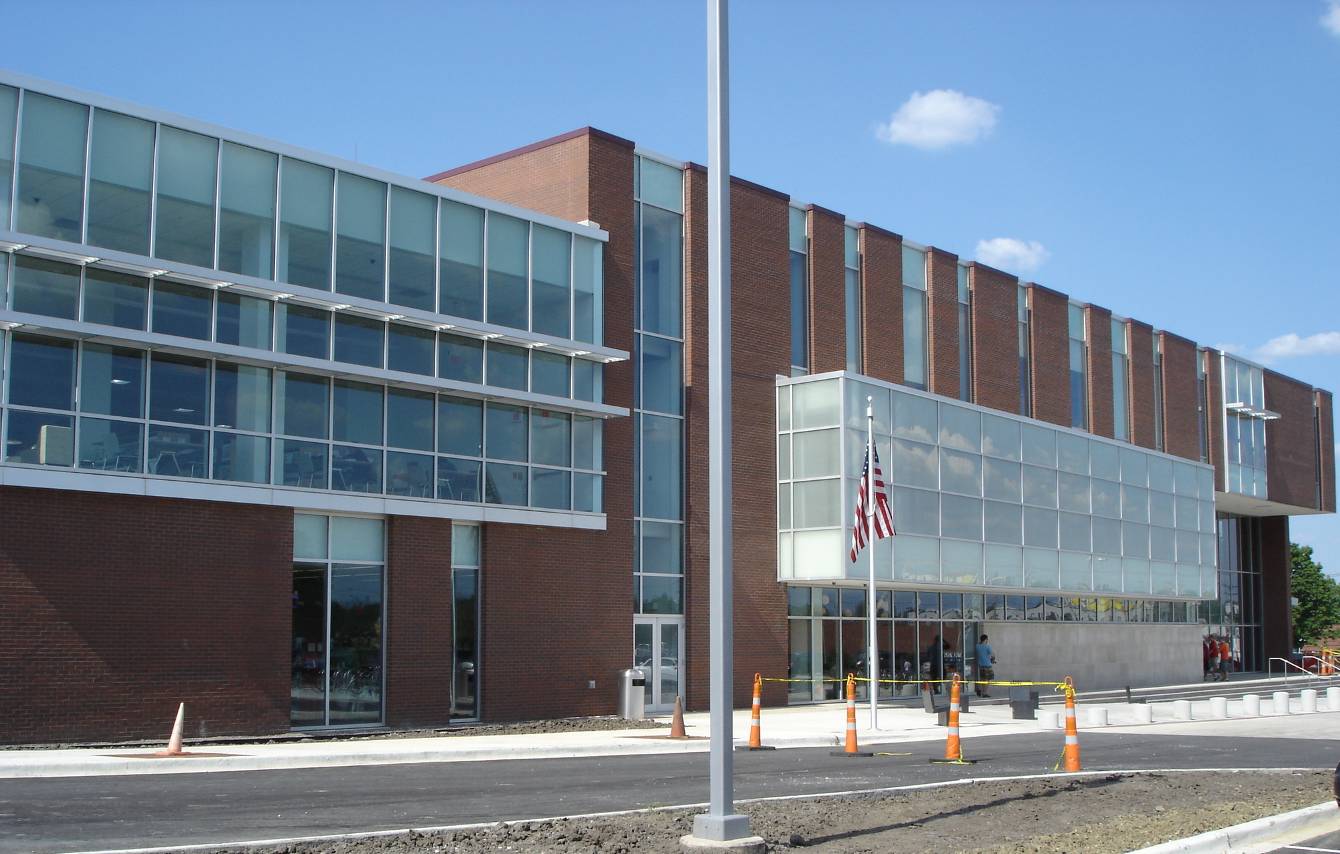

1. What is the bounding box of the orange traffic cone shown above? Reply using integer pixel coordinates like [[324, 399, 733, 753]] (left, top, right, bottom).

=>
[[1062, 678, 1082, 772], [830, 673, 872, 757], [155, 702, 185, 757], [931, 674, 976, 765], [669, 695, 687, 738], [745, 673, 774, 750]]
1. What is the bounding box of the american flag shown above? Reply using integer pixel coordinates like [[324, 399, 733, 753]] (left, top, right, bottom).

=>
[[849, 443, 894, 562]]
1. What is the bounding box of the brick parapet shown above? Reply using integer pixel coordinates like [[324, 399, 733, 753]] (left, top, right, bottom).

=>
[[968, 263, 1020, 413], [1160, 332, 1201, 461], [1026, 285, 1071, 427], [806, 206, 847, 374], [1085, 305, 1114, 439], [1128, 321, 1157, 450], [927, 248, 961, 399], [858, 226, 902, 384]]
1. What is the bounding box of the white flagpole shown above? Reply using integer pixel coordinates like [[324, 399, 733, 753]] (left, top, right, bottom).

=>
[[866, 395, 878, 730]]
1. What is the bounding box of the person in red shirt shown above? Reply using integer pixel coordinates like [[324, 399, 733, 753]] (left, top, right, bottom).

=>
[[1217, 637, 1232, 681]]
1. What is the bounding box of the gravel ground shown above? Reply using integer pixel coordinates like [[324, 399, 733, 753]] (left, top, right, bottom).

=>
[[229, 770, 1331, 853]]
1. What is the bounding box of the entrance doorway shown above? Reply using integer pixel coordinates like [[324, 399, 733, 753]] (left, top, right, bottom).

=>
[[633, 616, 683, 712], [290, 563, 384, 727]]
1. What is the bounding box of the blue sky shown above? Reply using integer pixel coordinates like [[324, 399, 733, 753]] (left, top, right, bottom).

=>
[[6, 1, 1340, 571]]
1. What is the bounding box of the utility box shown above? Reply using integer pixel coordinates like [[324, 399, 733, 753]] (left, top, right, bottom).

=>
[[619, 669, 646, 720], [1009, 687, 1039, 720]]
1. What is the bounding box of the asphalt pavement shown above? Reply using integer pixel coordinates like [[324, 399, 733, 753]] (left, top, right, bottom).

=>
[[4, 730, 1339, 854]]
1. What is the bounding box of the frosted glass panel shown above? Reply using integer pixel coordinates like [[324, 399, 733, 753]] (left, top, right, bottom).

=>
[[331, 516, 384, 561], [294, 514, 328, 559], [794, 529, 843, 579], [793, 380, 840, 428]]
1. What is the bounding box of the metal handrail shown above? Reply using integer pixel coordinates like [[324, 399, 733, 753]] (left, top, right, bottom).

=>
[[1267, 656, 1329, 681]]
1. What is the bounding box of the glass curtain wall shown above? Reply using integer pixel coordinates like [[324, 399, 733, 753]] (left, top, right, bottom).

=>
[[1205, 515, 1264, 672], [1069, 304, 1088, 430], [1223, 355, 1268, 496], [291, 514, 385, 727], [3, 82, 604, 349], [634, 156, 685, 617], [902, 245, 928, 391], [1112, 319, 1129, 442], [844, 225, 861, 374], [789, 207, 808, 376], [451, 523, 481, 720], [958, 264, 972, 402], [1018, 286, 1032, 417]]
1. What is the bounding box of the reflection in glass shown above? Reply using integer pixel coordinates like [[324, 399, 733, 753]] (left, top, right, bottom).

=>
[[213, 432, 269, 483], [335, 172, 386, 300], [276, 372, 329, 439], [452, 567, 478, 719], [8, 334, 75, 409], [79, 344, 144, 418], [12, 255, 79, 319], [484, 461, 527, 505], [214, 363, 271, 432], [387, 389, 434, 451], [275, 438, 328, 488], [642, 205, 683, 338], [88, 109, 153, 254], [388, 186, 435, 310], [216, 292, 273, 349], [439, 334, 483, 384], [437, 457, 481, 502], [440, 199, 484, 320], [331, 445, 382, 493], [388, 324, 434, 376], [328, 564, 383, 725], [279, 158, 334, 289], [438, 397, 483, 456], [147, 425, 208, 478], [333, 314, 384, 368], [290, 565, 327, 726], [16, 92, 87, 241], [77, 418, 142, 472], [149, 354, 209, 425], [531, 351, 570, 398], [531, 467, 571, 509], [487, 213, 528, 329], [386, 450, 433, 497], [219, 142, 277, 278], [332, 380, 383, 445], [531, 224, 571, 338], [487, 343, 527, 390], [152, 281, 212, 340], [277, 303, 330, 359], [154, 126, 218, 267], [83, 268, 148, 329]]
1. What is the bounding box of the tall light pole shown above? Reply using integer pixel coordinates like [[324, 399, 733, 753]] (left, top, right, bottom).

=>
[[689, 0, 755, 846]]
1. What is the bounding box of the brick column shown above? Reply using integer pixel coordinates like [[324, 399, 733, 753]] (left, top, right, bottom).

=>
[[1027, 285, 1070, 427], [969, 263, 1020, 414], [927, 247, 961, 399], [1128, 321, 1156, 449], [1160, 332, 1201, 461], [806, 205, 846, 374], [1318, 390, 1336, 512], [858, 224, 902, 384], [1266, 370, 1322, 509], [1259, 516, 1293, 661], [682, 164, 710, 710], [1085, 305, 1114, 439], [385, 516, 453, 727]]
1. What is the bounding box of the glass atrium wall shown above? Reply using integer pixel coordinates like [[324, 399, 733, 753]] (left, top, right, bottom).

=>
[[1222, 354, 1269, 497]]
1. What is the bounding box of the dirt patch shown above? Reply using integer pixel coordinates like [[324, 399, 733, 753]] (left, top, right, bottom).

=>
[[227, 770, 1331, 853]]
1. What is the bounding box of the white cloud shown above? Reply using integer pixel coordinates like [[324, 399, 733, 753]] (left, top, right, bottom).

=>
[[1254, 331, 1340, 362], [876, 90, 1001, 150], [1323, 0, 1340, 37], [974, 238, 1051, 273]]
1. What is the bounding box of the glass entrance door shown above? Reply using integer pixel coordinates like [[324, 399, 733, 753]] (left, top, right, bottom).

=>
[[633, 617, 683, 712]]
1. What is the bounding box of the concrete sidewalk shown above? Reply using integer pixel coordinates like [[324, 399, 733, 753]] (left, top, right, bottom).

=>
[[4, 687, 1338, 779]]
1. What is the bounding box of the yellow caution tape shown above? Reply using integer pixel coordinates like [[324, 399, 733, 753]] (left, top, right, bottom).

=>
[[756, 675, 1070, 692]]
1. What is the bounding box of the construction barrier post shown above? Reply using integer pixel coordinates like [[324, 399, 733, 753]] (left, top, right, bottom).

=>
[[930, 674, 977, 765], [830, 673, 872, 757], [156, 702, 185, 757], [1062, 677, 1082, 772], [670, 695, 687, 738], [746, 673, 774, 750]]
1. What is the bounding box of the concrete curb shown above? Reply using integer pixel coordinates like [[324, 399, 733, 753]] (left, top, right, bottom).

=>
[[1131, 801, 1338, 853]]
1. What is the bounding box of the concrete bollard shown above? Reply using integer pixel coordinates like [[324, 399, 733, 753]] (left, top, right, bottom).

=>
[[1302, 689, 1318, 713], [1273, 691, 1291, 715], [1038, 709, 1060, 729], [1132, 704, 1154, 724], [1172, 700, 1193, 720], [1329, 687, 1340, 711], [1086, 708, 1109, 727], [1243, 694, 1261, 716], [1210, 697, 1228, 719]]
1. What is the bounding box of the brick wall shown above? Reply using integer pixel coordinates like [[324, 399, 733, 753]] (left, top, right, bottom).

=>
[[1266, 370, 1322, 510], [1027, 285, 1070, 427], [1260, 516, 1293, 660], [1319, 390, 1336, 512], [1160, 333, 1201, 462], [859, 225, 902, 384], [682, 165, 710, 710], [806, 205, 847, 374], [1085, 305, 1114, 439], [1128, 321, 1156, 450], [429, 129, 598, 222], [927, 248, 961, 399], [969, 263, 1020, 413], [0, 487, 291, 744], [385, 516, 453, 727]]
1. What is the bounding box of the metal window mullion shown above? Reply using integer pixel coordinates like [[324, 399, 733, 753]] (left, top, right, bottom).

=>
[[525, 222, 533, 334], [80, 105, 93, 244], [6, 88, 22, 232], [432, 198, 442, 315], [212, 138, 222, 271], [480, 210, 489, 324], [149, 123, 160, 258], [329, 172, 340, 294]]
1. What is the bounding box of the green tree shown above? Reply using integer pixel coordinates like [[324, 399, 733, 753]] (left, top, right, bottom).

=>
[[1291, 543, 1340, 646]]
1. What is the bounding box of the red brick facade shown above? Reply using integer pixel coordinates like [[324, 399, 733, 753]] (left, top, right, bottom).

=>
[[927, 248, 961, 399], [806, 206, 847, 374], [1128, 321, 1157, 450], [1160, 333, 1201, 462], [969, 263, 1020, 414], [1085, 305, 1114, 439], [1266, 370, 1322, 511], [0, 488, 292, 744], [1260, 515, 1293, 660], [1319, 391, 1336, 513], [859, 225, 903, 384], [1027, 285, 1071, 427], [385, 517, 453, 727], [1206, 353, 1226, 491]]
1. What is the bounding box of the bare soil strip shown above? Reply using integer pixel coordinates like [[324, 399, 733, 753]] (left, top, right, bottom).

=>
[[215, 769, 1330, 853]]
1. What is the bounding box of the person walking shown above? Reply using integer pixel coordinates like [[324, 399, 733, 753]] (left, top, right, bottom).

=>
[[1204, 636, 1218, 681], [1217, 636, 1232, 682], [975, 634, 996, 697]]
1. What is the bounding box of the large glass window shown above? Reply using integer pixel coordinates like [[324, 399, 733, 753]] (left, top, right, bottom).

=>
[[640, 335, 681, 415], [1112, 318, 1129, 442], [902, 245, 928, 390], [9, 333, 76, 410], [214, 363, 271, 432], [152, 280, 212, 340], [439, 334, 483, 384], [789, 207, 808, 374], [388, 186, 435, 310], [487, 343, 527, 391], [12, 255, 79, 319], [439, 199, 484, 320], [1069, 304, 1088, 429], [573, 236, 602, 345], [219, 142, 277, 279], [277, 372, 329, 439], [16, 92, 87, 242], [332, 380, 383, 446], [640, 187, 683, 339], [149, 353, 210, 425], [87, 110, 153, 254], [333, 313, 384, 368], [83, 267, 148, 330], [451, 524, 480, 720], [335, 172, 386, 301], [277, 303, 330, 360], [154, 126, 218, 268], [388, 323, 434, 376], [80, 344, 144, 418], [279, 158, 334, 290], [0, 85, 15, 227], [486, 213, 528, 330], [216, 291, 273, 350], [531, 225, 571, 338]]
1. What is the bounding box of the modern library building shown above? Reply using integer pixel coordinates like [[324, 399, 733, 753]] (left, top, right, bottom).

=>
[[0, 70, 1332, 742]]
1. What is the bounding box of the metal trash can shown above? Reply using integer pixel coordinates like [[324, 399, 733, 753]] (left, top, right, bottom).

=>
[[619, 668, 646, 720]]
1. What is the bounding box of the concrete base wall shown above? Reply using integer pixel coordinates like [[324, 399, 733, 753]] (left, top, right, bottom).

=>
[[982, 621, 1203, 692]]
